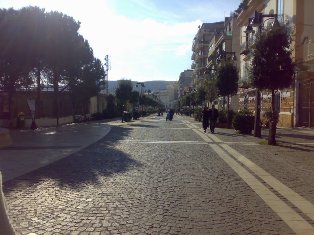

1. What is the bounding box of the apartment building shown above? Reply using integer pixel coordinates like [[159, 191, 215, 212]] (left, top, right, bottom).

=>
[[237, 0, 314, 127], [191, 22, 224, 79], [177, 69, 194, 98], [206, 16, 241, 111]]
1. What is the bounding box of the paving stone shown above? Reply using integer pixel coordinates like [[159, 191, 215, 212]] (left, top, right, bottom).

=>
[[2, 116, 304, 234]]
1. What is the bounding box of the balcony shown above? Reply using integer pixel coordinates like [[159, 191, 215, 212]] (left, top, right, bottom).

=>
[[215, 32, 232, 49]]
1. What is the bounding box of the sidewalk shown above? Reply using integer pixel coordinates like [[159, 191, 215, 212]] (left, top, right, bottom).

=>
[[185, 115, 314, 146], [0, 121, 111, 183]]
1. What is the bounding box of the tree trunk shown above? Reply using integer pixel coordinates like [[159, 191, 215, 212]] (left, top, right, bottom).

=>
[[36, 67, 41, 119], [254, 89, 262, 137], [268, 89, 277, 145], [227, 95, 231, 128], [8, 89, 14, 129], [53, 73, 60, 127]]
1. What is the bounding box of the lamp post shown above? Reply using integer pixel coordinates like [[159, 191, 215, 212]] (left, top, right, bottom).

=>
[[244, 11, 279, 137]]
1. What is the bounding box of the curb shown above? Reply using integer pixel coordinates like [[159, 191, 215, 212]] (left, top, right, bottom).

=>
[[0, 173, 15, 235]]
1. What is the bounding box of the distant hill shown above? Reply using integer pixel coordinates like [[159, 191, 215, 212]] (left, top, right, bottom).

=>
[[108, 80, 176, 94]]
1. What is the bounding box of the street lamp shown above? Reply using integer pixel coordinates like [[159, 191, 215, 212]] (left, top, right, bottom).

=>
[[245, 11, 279, 137]]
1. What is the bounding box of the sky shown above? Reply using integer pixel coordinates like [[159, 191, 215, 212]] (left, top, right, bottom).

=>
[[1, 0, 242, 82]]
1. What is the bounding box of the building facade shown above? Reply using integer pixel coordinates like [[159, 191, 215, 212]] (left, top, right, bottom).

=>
[[206, 16, 241, 111], [177, 69, 194, 98], [236, 0, 314, 127], [191, 22, 225, 79]]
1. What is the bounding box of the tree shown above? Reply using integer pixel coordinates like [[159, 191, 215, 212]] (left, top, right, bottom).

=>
[[115, 79, 133, 110], [0, 7, 103, 128], [206, 79, 218, 104], [44, 11, 90, 125], [251, 24, 294, 145], [195, 86, 206, 106], [18, 7, 47, 118], [0, 8, 34, 126], [216, 61, 239, 112], [105, 94, 117, 118], [70, 58, 104, 114], [130, 91, 140, 106]]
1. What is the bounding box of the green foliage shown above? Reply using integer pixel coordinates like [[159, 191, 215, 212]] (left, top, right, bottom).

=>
[[205, 77, 218, 103], [218, 110, 236, 124], [196, 87, 206, 105], [232, 110, 254, 134], [181, 94, 192, 106], [262, 109, 279, 128], [91, 112, 103, 120], [115, 79, 133, 105], [234, 0, 249, 16], [0, 7, 102, 122], [130, 91, 140, 104], [122, 112, 132, 122], [194, 107, 202, 122], [218, 110, 227, 123], [216, 62, 239, 97], [251, 24, 294, 144], [251, 25, 295, 91]]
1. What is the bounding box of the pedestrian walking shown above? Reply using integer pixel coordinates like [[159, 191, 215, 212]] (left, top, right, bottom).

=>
[[202, 106, 210, 133], [209, 104, 218, 133]]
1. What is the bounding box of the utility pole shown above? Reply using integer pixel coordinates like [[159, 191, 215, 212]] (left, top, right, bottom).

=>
[[104, 55, 110, 95]]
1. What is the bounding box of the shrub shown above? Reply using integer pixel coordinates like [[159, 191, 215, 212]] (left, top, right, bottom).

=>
[[132, 110, 140, 120], [218, 110, 227, 123], [227, 110, 236, 124], [123, 112, 132, 122], [262, 109, 279, 128], [91, 112, 104, 120], [232, 110, 254, 134], [194, 107, 202, 122]]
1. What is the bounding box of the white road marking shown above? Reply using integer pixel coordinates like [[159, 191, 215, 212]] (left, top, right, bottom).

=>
[[120, 140, 206, 144], [220, 143, 314, 223], [184, 119, 314, 234], [210, 144, 314, 235], [191, 128, 213, 143]]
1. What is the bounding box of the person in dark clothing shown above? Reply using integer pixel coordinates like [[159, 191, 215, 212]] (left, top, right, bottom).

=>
[[209, 104, 218, 133], [202, 106, 210, 133]]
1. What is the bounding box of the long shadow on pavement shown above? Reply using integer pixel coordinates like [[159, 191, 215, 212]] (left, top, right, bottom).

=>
[[128, 123, 158, 128], [275, 140, 314, 152], [276, 132, 314, 141], [4, 126, 142, 192]]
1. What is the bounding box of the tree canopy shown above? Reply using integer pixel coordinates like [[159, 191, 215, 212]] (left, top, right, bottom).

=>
[[251, 25, 294, 91], [216, 62, 239, 97], [115, 79, 133, 106], [0, 7, 104, 123], [250, 24, 295, 145]]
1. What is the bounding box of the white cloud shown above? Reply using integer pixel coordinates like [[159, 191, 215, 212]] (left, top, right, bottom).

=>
[[78, 6, 201, 81], [0, 0, 203, 81]]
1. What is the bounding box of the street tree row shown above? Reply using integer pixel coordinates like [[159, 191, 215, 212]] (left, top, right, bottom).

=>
[[0, 6, 105, 126]]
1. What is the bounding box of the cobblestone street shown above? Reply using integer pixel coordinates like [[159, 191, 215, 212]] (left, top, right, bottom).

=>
[[2, 115, 314, 234]]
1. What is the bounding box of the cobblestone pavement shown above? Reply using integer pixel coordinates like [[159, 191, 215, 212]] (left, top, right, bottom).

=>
[[3, 115, 313, 234], [186, 116, 314, 206]]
